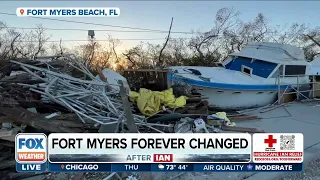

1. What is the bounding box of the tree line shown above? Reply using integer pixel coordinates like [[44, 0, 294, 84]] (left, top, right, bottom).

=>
[[1, 8, 320, 72]]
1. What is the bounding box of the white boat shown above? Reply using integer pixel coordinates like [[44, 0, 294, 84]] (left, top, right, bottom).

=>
[[167, 42, 310, 110], [307, 57, 320, 97]]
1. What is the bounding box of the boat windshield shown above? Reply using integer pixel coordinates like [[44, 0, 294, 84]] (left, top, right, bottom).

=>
[[224, 56, 278, 78], [272, 65, 306, 77]]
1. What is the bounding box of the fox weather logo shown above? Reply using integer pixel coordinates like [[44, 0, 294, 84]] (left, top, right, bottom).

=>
[[15, 133, 47, 172]]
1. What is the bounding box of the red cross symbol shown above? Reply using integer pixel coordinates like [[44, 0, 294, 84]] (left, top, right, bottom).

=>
[[264, 135, 277, 147]]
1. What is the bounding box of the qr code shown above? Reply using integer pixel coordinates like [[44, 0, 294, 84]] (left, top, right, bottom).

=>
[[280, 135, 295, 150]]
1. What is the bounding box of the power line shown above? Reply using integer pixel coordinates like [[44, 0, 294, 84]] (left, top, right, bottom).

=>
[[2, 26, 193, 41], [2, 26, 286, 40], [1, 26, 288, 41], [0, 12, 194, 34], [16, 38, 192, 42], [4, 26, 194, 34], [4, 26, 286, 38]]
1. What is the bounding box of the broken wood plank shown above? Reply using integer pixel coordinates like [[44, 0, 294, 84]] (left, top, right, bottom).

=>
[[0, 130, 17, 142], [175, 100, 209, 114], [0, 154, 12, 162], [186, 94, 201, 97], [17, 100, 69, 112], [207, 105, 216, 111], [0, 136, 15, 142], [49, 119, 97, 130], [0, 129, 15, 137], [0, 115, 14, 123], [0, 147, 12, 162], [0, 140, 15, 147], [229, 116, 261, 121], [7, 172, 47, 180], [0, 159, 15, 170], [260, 103, 287, 113], [48, 120, 85, 128], [192, 100, 209, 109], [0, 129, 16, 142], [186, 97, 209, 103], [49, 113, 78, 120], [0, 107, 83, 133]]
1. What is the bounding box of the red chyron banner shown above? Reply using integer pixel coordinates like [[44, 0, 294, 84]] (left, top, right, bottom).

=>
[[252, 133, 303, 163], [153, 154, 173, 162]]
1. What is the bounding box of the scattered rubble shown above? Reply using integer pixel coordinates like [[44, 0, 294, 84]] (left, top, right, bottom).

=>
[[0, 55, 264, 179]]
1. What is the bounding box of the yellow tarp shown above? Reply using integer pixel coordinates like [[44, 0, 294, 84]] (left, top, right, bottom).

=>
[[215, 112, 236, 127], [129, 88, 187, 116]]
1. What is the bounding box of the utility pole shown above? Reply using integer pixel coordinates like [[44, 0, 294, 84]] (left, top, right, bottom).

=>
[[158, 17, 174, 67], [85, 30, 96, 67]]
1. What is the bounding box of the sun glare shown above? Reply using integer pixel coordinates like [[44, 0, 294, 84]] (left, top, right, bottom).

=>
[[112, 63, 118, 70]]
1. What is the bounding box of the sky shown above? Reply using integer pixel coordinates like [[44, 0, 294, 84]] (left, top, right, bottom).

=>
[[0, 1, 319, 52]]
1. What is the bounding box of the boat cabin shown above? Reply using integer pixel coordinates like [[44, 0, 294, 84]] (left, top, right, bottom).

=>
[[222, 42, 308, 79], [224, 56, 307, 79]]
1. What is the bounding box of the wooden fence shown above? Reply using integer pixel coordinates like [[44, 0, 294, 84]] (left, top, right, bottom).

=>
[[123, 69, 169, 91]]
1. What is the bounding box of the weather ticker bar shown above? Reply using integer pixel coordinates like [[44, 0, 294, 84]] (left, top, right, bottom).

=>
[[15, 163, 302, 172]]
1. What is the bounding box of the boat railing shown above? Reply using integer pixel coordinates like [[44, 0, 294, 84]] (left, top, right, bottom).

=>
[[276, 74, 320, 104]]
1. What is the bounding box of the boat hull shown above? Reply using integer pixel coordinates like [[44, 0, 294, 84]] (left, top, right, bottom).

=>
[[167, 75, 279, 110], [196, 86, 278, 110]]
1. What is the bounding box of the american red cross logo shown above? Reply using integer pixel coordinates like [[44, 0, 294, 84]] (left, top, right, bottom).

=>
[[264, 135, 277, 147]]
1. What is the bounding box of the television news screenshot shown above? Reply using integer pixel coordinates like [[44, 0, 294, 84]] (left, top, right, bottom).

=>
[[0, 1, 319, 180]]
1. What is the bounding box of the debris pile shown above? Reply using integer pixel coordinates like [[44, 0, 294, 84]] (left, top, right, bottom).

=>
[[0, 55, 264, 179], [0, 55, 147, 179]]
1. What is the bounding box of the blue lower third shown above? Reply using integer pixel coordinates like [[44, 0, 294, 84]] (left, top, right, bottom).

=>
[[48, 163, 303, 172]]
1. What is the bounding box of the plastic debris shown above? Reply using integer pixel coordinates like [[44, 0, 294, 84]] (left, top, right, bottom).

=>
[[194, 118, 209, 133], [174, 117, 193, 133]]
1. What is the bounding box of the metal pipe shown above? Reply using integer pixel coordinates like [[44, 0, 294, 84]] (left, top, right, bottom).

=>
[[20, 65, 47, 82], [297, 76, 300, 101], [139, 124, 165, 133], [135, 123, 173, 127], [278, 75, 281, 105], [54, 91, 90, 98], [11, 60, 107, 86], [313, 75, 316, 98], [59, 98, 118, 125]]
